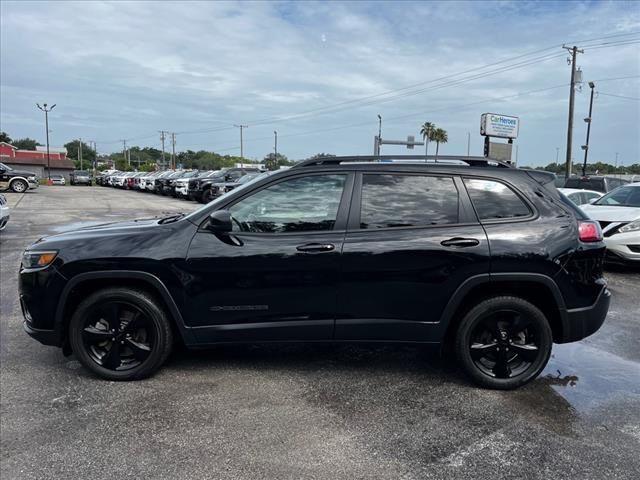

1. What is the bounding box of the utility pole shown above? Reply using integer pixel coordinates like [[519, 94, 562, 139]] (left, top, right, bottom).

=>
[[79, 138, 83, 170], [234, 124, 248, 159], [171, 132, 176, 169], [36, 103, 56, 183], [159, 131, 167, 169], [581, 81, 596, 176], [556, 147, 559, 164], [563, 45, 584, 179], [466, 131, 471, 156], [121, 139, 128, 167]]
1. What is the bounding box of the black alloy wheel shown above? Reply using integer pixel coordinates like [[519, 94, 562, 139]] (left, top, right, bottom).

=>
[[456, 296, 552, 389], [202, 188, 214, 203], [69, 288, 173, 380]]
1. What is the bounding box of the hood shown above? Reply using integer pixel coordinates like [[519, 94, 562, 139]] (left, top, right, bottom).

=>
[[27, 215, 196, 265], [580, 205, 640, 222], [10, 169, 37, 177], [38, 216, 165, 239]]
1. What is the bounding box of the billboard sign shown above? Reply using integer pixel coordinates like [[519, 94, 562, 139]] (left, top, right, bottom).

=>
[[481, 113, 519, 139]]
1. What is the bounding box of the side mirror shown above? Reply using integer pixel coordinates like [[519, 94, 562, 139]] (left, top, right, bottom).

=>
[[206, 210, 232, 234]]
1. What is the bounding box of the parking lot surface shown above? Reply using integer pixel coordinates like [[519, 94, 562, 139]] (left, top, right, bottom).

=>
[[1, 186, 639, 479]]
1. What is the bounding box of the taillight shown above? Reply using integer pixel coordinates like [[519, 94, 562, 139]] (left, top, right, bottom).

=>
[[578, 221, 602, 242]]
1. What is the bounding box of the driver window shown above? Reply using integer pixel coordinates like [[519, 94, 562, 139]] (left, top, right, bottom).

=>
[[228, 174, 346, 233]]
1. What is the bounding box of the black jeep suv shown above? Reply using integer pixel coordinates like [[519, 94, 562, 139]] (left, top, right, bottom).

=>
[[20, 156, 610, 389]]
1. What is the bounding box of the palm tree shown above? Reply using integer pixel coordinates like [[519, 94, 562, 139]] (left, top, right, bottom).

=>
[[432, 128, 448, 161], [420, 122, 435, 156]]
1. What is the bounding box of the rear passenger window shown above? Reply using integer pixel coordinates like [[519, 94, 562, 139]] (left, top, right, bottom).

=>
[[360, 174, 459, 229], [464, 178, 531, 220]]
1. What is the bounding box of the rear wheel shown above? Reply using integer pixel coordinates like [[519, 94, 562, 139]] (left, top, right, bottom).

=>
[[10, 179, 28, 193], [69, 288, 173, 381], [455, 296, 552, 390]]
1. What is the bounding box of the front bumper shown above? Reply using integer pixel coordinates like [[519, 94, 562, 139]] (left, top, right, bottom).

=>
[[559, 286, 611, 343], [604, 232, 640, 263], [28, 180, 39, 190], [0, 211, 9, 230], [175, 185, 188, 196]]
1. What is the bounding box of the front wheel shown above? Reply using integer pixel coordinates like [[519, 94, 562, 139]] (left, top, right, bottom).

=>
[[202, 189, 214, 203], [69, 288, 174, 381], [10, 179, 28, 193], [455, 296, 552, 390]]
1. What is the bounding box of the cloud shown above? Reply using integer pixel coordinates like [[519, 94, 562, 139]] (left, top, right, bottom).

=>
[[0, 0, 638, 165]]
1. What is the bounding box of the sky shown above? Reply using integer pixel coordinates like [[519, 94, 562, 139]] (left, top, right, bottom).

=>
[[1, 0, 639, 167]]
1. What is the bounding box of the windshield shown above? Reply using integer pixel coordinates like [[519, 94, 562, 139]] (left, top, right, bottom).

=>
[[594, 186, 640, 207], [0, 162, 13, 171], [74, 170, 88, 175]]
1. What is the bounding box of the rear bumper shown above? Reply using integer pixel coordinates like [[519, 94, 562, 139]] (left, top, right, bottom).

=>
[[558, 286, 611, 343]]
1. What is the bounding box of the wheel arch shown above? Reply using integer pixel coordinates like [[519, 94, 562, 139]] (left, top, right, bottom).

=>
[[56, 271, 194, 349], [9, 176, 30, 188], [441, 273, 568, 345]]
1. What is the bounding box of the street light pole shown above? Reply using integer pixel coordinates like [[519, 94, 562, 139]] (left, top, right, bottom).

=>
[[581, 81, 595, 176], [274, 130, 278, 168], [36, 103, 56, 183], [377, 114, 382, 159]]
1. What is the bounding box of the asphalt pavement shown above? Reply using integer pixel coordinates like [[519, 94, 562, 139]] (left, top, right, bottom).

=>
[[1, 186, 639, 479]]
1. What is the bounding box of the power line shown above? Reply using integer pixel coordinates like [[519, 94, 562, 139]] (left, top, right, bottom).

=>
[[598, 92, 640, 101], [80, 34, 640, 147], [203, 83, 570, 151]]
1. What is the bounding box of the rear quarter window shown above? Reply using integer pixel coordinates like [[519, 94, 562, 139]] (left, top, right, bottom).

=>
[[463, 178, 531, 221]]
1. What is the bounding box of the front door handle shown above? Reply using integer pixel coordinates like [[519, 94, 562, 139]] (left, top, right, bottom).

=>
[[296, 243, 335, 253], [440, 237, 480, 248]]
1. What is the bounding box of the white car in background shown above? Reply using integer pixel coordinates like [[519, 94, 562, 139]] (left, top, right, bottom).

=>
[[0, 194, 9, 231], [558, 188, 603, 206], [581, 183, 640, 264]]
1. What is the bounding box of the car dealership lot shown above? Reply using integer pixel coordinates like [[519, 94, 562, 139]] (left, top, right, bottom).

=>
[[1, 187, 639, 480]]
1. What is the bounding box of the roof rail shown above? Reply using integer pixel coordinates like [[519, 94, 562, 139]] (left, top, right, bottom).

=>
[[293, 155, 514, 169]]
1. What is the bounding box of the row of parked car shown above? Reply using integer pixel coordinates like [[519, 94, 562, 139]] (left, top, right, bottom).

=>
[[95, 167, 263, 203]]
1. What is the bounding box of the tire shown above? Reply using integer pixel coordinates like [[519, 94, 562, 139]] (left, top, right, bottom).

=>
[[10, 179, 28, 193], [455, 296, 552, 390], [69, 287, 174, 381], [202, 189, 213, 203]]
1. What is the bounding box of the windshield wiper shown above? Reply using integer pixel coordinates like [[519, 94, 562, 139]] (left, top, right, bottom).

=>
[[158, 213, 185, 224]]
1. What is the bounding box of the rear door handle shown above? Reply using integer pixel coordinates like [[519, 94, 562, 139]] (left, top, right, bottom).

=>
[[296, 243, 335, 253], [440, 237, 480, 248]]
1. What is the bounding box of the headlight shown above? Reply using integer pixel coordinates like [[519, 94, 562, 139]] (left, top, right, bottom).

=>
[[22, 250, 58, 269], [28, 176, 36, 181], [619, 219, 640, 234]]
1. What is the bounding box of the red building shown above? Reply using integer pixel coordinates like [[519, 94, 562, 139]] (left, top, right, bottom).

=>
[[0, 142, 75, 178]]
